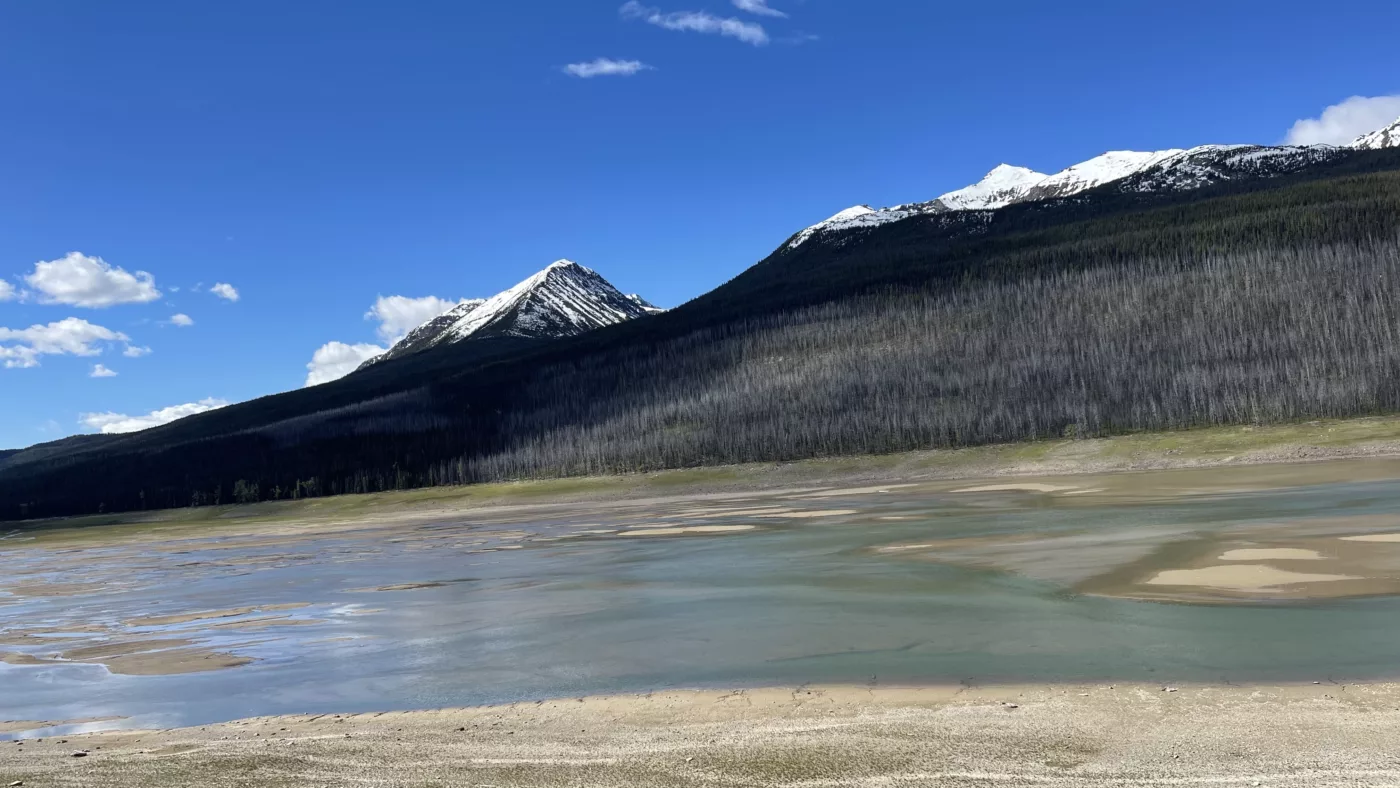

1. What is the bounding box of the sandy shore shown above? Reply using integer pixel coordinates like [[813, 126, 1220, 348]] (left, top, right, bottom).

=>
[[3, 683, 1399, 786]]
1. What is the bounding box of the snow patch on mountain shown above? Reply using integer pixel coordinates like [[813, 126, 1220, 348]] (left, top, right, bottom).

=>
[[786, 112, 1400, 252], [936, 164, 1049, 211], [1352, 117, 1400, 150], [787, 206, 878, 248], [364, 260, 655, 368], [1020, 149, 1183, 202], [1120, 144, 1345, 192], [626, 293, 665, 314]]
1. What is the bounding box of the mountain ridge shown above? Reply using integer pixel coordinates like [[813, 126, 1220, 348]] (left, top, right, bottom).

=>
[[787, 116, 1400, 250], [1355, 117, 1400, 150], [5, 126, 1400, 519]]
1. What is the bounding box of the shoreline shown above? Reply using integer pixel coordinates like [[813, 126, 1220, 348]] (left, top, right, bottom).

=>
[[15, 414, 1400, 543], [4, 682, 1399, 786]]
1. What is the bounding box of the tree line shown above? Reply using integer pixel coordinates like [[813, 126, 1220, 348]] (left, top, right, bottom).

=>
[[5, 162, 1400, 519]]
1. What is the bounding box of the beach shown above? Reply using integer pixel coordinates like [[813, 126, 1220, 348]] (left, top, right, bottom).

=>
[[4, 683, 1399, 786]]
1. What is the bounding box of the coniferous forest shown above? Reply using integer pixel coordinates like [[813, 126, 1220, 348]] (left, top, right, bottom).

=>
[[5, 152, 1400, 519]]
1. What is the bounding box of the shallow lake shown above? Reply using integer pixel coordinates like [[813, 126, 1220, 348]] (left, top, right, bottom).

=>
[[5, 460, 1400, 737]]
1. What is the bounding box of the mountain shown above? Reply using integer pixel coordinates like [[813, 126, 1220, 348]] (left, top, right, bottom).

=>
[[1115, 145, 1347, 193], [787, 115, 1400, 251], [626, 294, 665, 315], [370, 299, 488, 364], [1019, 149, 1183, 201], [4, 118, 1400, 521], [935, 164, 1050, 211], [1354, 117, 1400, 150], [367, 261, 656, 366]]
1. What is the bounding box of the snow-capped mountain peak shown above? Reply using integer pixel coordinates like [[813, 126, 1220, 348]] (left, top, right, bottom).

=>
[[1020, 149, 1184, 201], [784, 113, 1400, 252], [935, 164, 1049, 211], [363, 260, 656, 367], [1118, 144, 1346, 192], [625, 293, 665, 315], [787, 206, 878, 249], [1353, 117, 1400, 150]]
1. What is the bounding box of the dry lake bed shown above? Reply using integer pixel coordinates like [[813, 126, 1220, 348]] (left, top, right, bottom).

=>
[[7, 458, 1400, 747]]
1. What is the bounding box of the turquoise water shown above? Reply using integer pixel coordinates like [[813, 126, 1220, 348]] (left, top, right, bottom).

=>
[[3, 471, 1400, 736]]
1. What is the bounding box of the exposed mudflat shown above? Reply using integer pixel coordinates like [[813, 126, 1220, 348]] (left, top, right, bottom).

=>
[[4, 683, 1400, 787]]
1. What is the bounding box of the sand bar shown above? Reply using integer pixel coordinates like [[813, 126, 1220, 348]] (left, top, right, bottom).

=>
[[1341, 533, 1400, 542], [98, 647, 255, 676], [796, 484, 918, 498], [951, 483, 1080, 493], [1219, 548, 1325, 561], [0, 716, 126, 734], [126, 603, 310, 627], [1146, 564, 1357, 591], [666, 507, 791, 518], [616, 525, 758, 537], [753, 509, 858, 519]]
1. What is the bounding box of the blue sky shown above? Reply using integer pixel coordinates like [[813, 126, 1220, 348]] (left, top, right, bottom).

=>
[[3, 0, 1400, 449]]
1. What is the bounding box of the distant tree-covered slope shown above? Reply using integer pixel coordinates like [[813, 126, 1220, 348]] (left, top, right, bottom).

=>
[[4, 150, 1400, 520]]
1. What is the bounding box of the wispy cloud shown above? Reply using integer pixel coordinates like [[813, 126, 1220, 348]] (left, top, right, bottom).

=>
[[732, 0, 786, 18], [620, 1, 769, 46], [81, 397, 229, 434], [1285, 95, 1400, 146], [90, 363, 117, 378], [0, 280, 15, 302], [123, 345, 152, 358], [565, 58, 654, 79], [169, 313, 194, 327]]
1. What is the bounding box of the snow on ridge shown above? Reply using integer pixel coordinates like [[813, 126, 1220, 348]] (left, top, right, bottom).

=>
[[785, 113, 1400, 252], [358, 260, 655, 371], [936, 164, 1049, 211], [1121, 144, 1346, 193], [786, 151, 1183, 250], [1352, 116, 1400, 150], [444, 260, 640, 341], [1022, 149, 1184, 200], [788, 206, 876, 249]]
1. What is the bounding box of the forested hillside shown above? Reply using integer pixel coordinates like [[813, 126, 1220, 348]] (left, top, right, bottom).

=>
[[4, 150, 1400, 519]]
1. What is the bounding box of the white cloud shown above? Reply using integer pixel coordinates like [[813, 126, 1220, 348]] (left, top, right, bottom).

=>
[[305, 341, 386, 387], [90, 363, 117, 378], [1285, 95, 1400, 146], [80, 397, 230, 435], [169, 313, 194, 327], [565, 58, 654, 78], [0, 317, 129, 368], [365, 295, 468, 344], [620, 1, 769, 45], [732, 0, 786, 17], [123, 345, 152, 358], [23, 252, 161, 307], [210, 282, 240, 302], [0, 280, 15, 302]]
